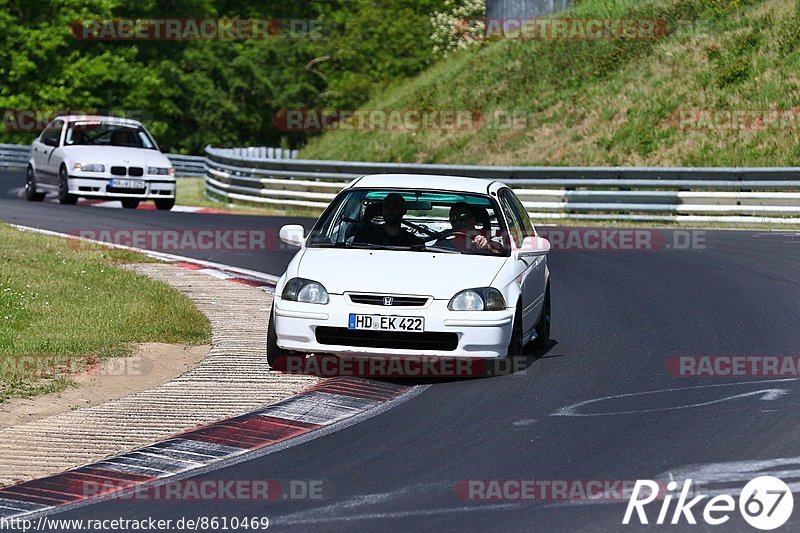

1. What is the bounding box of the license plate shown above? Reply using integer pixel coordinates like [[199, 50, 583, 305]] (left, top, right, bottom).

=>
[[348, 314, 424, 332], [111, 179, 145, 189]]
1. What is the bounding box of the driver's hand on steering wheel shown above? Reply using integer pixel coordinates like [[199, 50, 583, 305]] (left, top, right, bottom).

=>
[[473, 234, 491, 250]]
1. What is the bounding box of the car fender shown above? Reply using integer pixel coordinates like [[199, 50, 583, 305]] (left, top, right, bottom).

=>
[[274, 248, 307, 301], [491, 257, 523, 311]]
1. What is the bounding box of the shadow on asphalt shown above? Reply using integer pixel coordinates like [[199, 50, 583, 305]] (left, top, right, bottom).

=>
[[274, 340, 559, 387]]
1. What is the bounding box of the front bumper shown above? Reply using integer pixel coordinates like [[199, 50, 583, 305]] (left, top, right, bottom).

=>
[[273, 294, 515, 358], [67, 175, 176, 199]]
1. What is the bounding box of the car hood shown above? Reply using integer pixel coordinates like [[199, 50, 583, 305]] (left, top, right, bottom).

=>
[[297, 248, 508, 299], [61, 146, 171, 168]]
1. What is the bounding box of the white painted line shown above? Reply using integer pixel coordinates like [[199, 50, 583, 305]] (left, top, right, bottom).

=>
[[551, 378, 798, 417]]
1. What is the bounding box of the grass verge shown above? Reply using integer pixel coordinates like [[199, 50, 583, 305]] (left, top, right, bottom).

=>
[[0, 224, 211, 401], [301, 0, 800, 167]]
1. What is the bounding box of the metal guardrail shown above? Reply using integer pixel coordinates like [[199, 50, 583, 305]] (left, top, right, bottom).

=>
[[204, 145, 800, 223], [0, 143, 206, 177]]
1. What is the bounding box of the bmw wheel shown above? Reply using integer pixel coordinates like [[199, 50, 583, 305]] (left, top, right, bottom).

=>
[[24, 166, 45, 202], [57, 166, 78, 205]]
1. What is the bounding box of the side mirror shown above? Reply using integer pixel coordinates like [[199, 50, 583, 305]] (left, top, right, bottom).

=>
[[160, 145, 171, 153], [43, 137, 58, 147], [279, 224, 305, 247], [518, 235, 550, 258]]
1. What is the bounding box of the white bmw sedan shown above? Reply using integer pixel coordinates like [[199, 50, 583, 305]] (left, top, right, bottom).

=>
[[25, 115, 176, 210], [267, 174, 551, 368]]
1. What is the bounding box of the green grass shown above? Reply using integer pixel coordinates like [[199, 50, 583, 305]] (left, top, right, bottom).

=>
[[301, 0, 800, 167], [0, 224, 211, 401]]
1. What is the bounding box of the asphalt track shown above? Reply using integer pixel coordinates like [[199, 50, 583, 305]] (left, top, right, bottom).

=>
[[3, 169, 800, 531]]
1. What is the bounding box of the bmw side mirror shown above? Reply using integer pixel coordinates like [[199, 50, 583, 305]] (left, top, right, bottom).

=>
[[518, 235, 550, 258], [43, 137, 58, 147], [279, 224, 305, 247]]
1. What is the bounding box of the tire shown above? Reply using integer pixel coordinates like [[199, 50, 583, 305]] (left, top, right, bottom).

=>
[[155, 198, 175, 211], [58, 166, 78, 205], [267, 305, 304, 372], [24, 167, 45, 202], [121, 198, 140, 209], [507, 305, 524, 357], [532, 285, 551, 349]]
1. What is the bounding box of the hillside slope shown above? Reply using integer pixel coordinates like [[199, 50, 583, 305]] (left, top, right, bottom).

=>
[[301, 0, 800, 167]]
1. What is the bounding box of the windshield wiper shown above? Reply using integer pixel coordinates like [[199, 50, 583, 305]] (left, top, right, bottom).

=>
[[421, 245, 461, 254]]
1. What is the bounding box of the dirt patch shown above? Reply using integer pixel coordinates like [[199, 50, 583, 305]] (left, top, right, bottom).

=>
[[0, 343, 209, 431]]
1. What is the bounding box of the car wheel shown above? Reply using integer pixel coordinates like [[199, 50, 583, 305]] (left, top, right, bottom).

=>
[[507, 304, 524, 357], [532, 284, 551, 349], [121, 198, 140, 209], [267, 305, 305, 372], [24, 167, 45, 202], [58, 166, 78, 205], [155, 198, 175, 211]]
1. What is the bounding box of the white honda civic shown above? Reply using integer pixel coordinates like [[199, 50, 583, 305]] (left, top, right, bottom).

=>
[[267, 174, 551, 368], [25, 115, 176, 210]]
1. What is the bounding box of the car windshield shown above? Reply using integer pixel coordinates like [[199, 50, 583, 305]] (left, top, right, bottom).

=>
[[64, 120, 158, 150], [307, 188, 510, 256]]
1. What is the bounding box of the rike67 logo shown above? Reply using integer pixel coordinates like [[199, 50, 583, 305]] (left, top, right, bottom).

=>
[[623, 476, 793, 530]]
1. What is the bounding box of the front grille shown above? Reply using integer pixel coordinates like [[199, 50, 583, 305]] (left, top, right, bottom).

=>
[[128, 167, 144, 177], [315, 327, 457, 351], [348, 294, 429, 307], [108, 186, 146, 194], [110, 166, 126, 176]]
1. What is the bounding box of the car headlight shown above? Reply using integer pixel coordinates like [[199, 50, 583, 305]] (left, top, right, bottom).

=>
[[73, 163, 105, 172], [282, 278, 329, 305], [448, 288, 506, 311], [148, 167, 172, 176]]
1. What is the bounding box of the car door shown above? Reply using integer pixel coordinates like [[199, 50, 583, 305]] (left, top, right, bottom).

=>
[[499, 188, 545, 340], [37, 119, 64, 184]]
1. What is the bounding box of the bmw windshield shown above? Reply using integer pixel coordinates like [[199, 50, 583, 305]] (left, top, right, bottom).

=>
[[307, 189, 510, 256], [65, 120, 158, 150]]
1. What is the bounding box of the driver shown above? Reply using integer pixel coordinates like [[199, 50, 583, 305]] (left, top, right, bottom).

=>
[[436, 202, 493, 252], [353, 193, 424, 247]]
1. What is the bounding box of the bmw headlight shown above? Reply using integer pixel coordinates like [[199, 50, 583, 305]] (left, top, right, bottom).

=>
[[73, 163, 105, 172], [282, 277, 329, 305], [148, 167, 172, 176], [448, 288, 506, 311]]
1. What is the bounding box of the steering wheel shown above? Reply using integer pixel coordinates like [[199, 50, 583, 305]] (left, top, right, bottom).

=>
[[402, 219, 439, 239], [435, 228, 470, 240]]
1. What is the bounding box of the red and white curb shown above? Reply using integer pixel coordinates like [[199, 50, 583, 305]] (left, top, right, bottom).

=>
[[0, 378, 412, 519]]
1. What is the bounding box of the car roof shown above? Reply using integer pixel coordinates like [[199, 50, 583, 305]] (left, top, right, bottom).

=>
[[53, 115, 143, 126], [349, 174, 502, 195]]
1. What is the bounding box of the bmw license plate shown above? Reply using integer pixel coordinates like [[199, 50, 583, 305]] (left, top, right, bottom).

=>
[[111, 178, 145, 190], [348, 314, 424, 332]]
